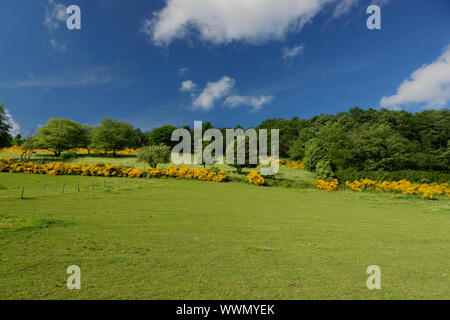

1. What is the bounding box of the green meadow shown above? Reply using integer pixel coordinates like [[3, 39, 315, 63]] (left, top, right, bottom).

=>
[[0, 172, 449, 300]]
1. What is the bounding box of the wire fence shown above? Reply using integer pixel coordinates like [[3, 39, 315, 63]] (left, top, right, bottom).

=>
[[0, 177, 149, 200]]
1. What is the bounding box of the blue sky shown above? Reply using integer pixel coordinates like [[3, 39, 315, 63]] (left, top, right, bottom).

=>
[[0, 0, 449, 134]]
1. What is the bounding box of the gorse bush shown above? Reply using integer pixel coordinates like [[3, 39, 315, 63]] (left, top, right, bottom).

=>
[[147, 166, 227, 182], [335, 169, 450, 184], [344, 179, 450, 200], [248, 171, 265, 186], [279, 160, 305, 169], [0, 158, 144, 178], [314, 179, 339, 192], [0, 158, 227, 183]]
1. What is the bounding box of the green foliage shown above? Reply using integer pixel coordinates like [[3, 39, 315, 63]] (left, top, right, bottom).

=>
[[303, 139, 329, 171], [11, 134, 24, 147], [33, 118, 86, 156], [137, 144, 171, 168], [149, 125, 177, 147], [288, 108, 449, 173], [288, 139, 304, 160], [133, 128, 150, 148], [89, 118, 136, 155], [61, 150, 78, 160], [345, 124, 413, 171], [208, 166, 221, 173], [315, 160, 335, 180], [0, 104, 12, 148]]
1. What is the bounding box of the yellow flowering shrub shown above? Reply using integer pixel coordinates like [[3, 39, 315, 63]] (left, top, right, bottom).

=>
[[146, 166, 227, 182], [0, 158, 229, 183], [279, 160, 305, 169], [0, 146, 51, 155], [345, 178, 450, 200], [314, 179, 339, 192], [248, 171, 265, 186], [0, 158, 144, 178]]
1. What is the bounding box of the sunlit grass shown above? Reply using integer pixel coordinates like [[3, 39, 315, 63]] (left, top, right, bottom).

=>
[[0, 173, 449, 299]]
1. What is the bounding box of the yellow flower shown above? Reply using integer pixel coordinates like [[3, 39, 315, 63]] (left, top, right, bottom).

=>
[[248, 171, 265, 185]]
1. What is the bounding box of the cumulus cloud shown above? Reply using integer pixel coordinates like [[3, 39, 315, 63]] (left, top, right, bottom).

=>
[[4, 109, 21, 137], [182, 76, 274, 111], [44, 0, 67, 31], [192, 77, 236, 111], [180, 80, 197, 92], [224, 95, 274, 111], [380, 46, 450, 110], [142, 0, 332, 46]]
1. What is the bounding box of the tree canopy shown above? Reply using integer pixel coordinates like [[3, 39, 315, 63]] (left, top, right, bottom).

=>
[[149, 125, 177, 147], [89, 118, 136, 155], [0, 104, 12, 148], [33, 118, 86, 156]]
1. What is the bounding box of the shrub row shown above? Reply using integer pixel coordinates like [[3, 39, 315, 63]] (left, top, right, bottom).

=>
[[0, 158, 227, 182], [146, 166, 227, 182], [335, 169, 450, 184]]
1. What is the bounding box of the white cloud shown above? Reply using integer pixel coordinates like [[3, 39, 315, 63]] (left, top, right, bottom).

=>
[[44, 0, 67, 31], [49, 38, 67, 52], [380, 46, 450, 110], [178, 67, 190, 76], [182, 76, 273, 111], [332, 0, 358, 18], [192, 76, 235, 111], [224, 95, 274, 111], [282, 44, 305, 60], [282, 44, 304, 67], [4, 109, 21, 137], [180, 80, 197, 92], [6, 67, 122, 89], [143, 0, 333, 46]]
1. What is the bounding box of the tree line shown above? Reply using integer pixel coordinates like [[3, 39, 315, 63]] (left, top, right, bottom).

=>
[[0, 104, 448, 174]]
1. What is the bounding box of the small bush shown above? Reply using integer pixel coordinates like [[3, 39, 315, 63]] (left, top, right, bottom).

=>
[[315, 160, 335, 180], [137, 145, 171, 168]]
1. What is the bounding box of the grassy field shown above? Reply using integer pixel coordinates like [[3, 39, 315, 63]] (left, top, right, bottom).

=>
[[0, 172, 449, 299]]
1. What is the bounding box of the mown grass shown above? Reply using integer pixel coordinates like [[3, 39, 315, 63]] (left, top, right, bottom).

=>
[[0, 172, 449, 300]]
